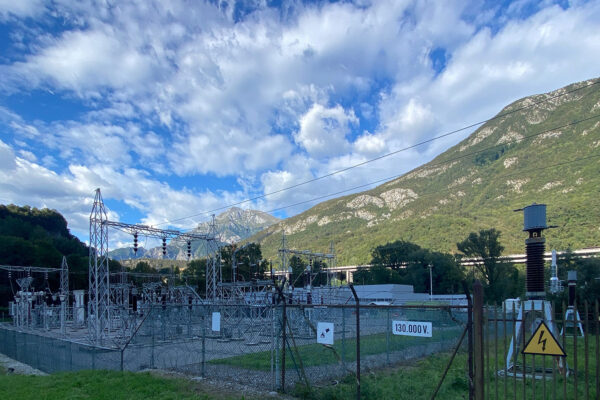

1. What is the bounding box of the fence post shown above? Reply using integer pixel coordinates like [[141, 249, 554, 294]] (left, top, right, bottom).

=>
[[273, 277, 287, 392], [463, 281, 474, 400], [342, 306, 346, 370], [386, 307, 390, 365], [348, 283, 360, 400], [473, 281, 484, 400], [151, 309, 155, 369], [201, 314, 206, 378]]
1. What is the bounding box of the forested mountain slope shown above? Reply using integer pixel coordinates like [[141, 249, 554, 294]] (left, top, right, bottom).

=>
[[253, 78, 600, 265]]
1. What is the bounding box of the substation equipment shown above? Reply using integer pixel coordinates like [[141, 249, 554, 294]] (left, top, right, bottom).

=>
[[503, 203, 567, 378], [1, 188, 342, 349], [1, 257, 69, 333], [560, 270, 584, 337], [87, 188, 220, 344]]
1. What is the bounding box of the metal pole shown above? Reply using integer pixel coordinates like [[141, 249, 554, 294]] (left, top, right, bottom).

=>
[[428, 264, 433, 299], [349, 283, 360, 400], [386, 307, 390, 365], [473, 281, 484, 400], [273, 277, 287, 392], [201, 315, 206, 378], [462, 281, 474, 400]]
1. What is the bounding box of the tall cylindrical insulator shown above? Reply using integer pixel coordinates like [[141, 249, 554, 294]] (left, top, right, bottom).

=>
[[525, 236, 546, 298], [567, 270, 577, 307]]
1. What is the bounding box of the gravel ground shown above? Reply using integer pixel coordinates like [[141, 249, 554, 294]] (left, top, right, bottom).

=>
[[0, 352, 47, 375]]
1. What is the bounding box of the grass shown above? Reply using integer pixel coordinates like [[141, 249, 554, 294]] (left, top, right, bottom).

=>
[[300, 351, 470, 400], [211, 325, 463, 371], [481, 335, 599, 400], [302, 335, 599, 400], [0, 370, 257, 400], [0, 334, 595, 399]]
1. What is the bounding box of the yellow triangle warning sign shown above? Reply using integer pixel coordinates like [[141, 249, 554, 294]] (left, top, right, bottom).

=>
[[522, 321, 566, 357]]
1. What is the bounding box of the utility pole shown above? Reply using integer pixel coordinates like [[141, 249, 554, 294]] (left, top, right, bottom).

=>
[[428, 264, 433, 299]]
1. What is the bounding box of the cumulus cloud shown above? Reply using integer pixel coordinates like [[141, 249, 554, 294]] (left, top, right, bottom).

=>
[[294, 104, 358, 159], [11, 29, 158, 95], [354, 133, 386, 156], [0, 139, 244, 240], [1, 0, 599, 243], [0, 0, 45, 19]]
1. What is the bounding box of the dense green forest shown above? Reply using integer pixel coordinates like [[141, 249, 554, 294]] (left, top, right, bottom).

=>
[[0, 205, 111, 307]]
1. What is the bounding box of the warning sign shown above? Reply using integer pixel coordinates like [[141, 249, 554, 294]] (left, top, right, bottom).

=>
[[317, 322, 334, 345], [211, 312, 221, 332], [522, 321, 566, 357]]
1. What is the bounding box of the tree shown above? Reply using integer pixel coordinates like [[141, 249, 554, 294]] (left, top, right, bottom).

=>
[[134, 261, 154, 273], [353, 264, 401, 285], [457, 228, 519, 304], [370, 241, 421, 270], [185, 259, 207, 296], [356, 240, 464, 293], [288, 255, 307, 288], [219, 242, 265, 282]]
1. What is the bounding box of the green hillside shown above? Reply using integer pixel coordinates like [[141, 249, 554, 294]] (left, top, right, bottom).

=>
[[0, 205, 92, 306], [253, 78, 600, 266]]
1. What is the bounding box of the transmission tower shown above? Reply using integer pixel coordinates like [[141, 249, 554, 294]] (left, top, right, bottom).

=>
[[60, 256, 69, 299], [205, 215, 221, 301], [280, 232, 288, 279], [89, 188, 110, 343]]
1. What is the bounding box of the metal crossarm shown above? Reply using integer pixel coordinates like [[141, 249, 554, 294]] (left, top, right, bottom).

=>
[[104, 221, 214, 242], [0, 265, 62, 273]]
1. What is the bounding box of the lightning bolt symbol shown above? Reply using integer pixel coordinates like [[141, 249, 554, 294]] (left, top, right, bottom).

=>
[[537, 329, 547, 351]]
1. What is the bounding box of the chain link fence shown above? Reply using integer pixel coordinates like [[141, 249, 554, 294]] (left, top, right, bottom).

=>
[[0, 302, 468, 392]]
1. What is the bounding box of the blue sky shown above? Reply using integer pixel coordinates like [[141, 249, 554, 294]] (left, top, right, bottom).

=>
[[1, 0, 599, 247]]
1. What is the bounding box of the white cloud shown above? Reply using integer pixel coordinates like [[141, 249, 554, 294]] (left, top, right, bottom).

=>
[[1, 0, 600, 240], [0, 0, 45, 19], [294, 104, 358, 158], [0, 139, 246, 241], [354, 133, 386, 156], [13, 29, 158, 95], [0, 140, 17, 170]]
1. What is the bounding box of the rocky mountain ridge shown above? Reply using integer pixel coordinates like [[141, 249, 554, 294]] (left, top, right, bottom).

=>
[[251, 77, 600, 265]]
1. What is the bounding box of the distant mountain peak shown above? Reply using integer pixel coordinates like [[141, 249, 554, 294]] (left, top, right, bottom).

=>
[[108, 207, 279, 261]]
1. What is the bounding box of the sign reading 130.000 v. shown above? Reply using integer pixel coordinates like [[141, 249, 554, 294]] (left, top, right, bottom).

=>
[[392, 320, 432, 337]]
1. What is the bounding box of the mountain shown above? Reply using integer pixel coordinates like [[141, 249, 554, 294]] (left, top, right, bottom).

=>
[[108, 207, 279, 261], [252, 77, 600, 265]]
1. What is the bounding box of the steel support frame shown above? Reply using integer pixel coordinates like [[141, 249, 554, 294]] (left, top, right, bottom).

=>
[[206, 215, 220, 301], [89, 188, 111, 343]]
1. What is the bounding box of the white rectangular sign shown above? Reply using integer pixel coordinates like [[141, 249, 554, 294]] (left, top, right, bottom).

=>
[[317, 322, 334, 345], [211, 312, 221, 332], [392, 320, 432, 337]]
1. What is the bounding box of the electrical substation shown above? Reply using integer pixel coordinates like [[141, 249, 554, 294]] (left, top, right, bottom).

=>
[[0, 188, 399, 379], [0, 193, 596, 396]]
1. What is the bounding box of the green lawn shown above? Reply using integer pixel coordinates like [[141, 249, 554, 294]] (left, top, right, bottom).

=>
[[0, 334, 595, 399], [0, 370, 253, 400], [211, 326, 463, 371], [304, 335, 598, 400]]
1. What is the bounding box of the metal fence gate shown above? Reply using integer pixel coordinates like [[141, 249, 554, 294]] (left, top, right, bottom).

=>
[[468, 282, 599, 400]]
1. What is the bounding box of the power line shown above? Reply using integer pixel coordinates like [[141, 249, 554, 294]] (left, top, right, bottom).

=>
[[191, 112, 600, 229], [263, 150, 600, 218], [157, 80, 600, 227]]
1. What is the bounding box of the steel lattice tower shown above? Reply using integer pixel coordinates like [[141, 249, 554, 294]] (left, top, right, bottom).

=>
[[60, 256, 69, 299], [89, 188, 110, 342], [206, 215, 220, 301]]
